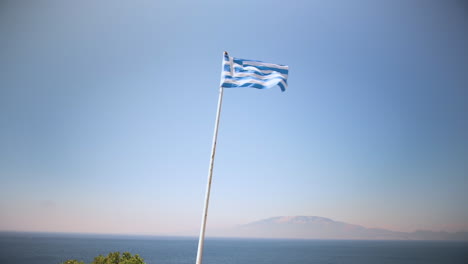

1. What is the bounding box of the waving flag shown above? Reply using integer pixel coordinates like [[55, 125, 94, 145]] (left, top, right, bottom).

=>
[[220, 52, 289, 92]]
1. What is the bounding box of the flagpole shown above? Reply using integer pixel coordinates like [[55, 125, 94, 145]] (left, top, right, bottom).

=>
[[195, 54, 226, 264]]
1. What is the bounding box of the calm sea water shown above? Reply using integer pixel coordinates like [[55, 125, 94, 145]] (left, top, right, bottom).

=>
[[0, 232, 467, 264]]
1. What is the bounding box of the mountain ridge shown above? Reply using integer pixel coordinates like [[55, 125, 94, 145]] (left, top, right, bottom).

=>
[[210, 216, 468, 241]]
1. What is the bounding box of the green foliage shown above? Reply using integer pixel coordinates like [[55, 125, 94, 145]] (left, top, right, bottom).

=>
[[62, 252, 146, 264], [62, 260, 85, 264]]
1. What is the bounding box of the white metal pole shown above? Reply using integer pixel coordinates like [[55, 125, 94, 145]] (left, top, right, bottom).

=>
[[195, 83, 224, 264]]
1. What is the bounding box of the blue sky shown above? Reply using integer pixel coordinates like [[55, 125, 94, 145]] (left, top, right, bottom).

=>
[[0, 0, 467, 235]]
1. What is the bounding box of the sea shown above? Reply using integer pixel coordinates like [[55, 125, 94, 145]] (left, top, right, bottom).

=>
[[0, 232, 467, 264]]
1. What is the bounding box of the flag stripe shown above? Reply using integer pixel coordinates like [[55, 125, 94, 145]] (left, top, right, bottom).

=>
[[242, 60, 289, 70], [240, 65, 288, 75], [235, 66, 288, 77], [223, 72, 288, 80], [222, 77, 287, 90]]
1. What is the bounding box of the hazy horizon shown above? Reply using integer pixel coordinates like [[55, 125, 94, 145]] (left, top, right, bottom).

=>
[[1, 0, 467, 236], [2, 215, 468, 237]]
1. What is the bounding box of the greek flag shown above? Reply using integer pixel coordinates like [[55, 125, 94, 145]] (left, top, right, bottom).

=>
[[220, 52, 289, 92]]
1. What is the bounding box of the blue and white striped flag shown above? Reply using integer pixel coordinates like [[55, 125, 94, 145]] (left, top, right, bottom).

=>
[[220, 53, 289, 92]]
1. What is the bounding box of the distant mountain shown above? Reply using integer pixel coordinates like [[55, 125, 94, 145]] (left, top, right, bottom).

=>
[[209, 216, 468, 241]]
